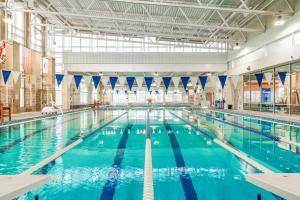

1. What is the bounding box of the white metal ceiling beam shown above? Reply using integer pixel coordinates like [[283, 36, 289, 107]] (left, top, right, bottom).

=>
[[40, 23, 242, 42], [8, 7, 263, 33], [108, 0, 287, 15]]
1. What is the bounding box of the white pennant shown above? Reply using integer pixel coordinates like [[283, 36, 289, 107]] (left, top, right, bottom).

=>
[[67, 75, 74, 86], [154, 77, 162, 88], [190, 76, 198, 89], [12, 71, 21, 84], [231, 76, 240, 88], [172, 77, 180, 88], [136, 77, 144, 89], [118, 77, 126, 87], [264, 72, 273, 85], [101, 76, 109, 88], [84, 76, 92, 86]]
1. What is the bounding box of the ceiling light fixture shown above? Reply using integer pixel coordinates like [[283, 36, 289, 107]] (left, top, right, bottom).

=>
[[99, 72, 103, 76], [154, 72, 158, 76], [233, 42, 241, 50], [274, 15, 285, 26]]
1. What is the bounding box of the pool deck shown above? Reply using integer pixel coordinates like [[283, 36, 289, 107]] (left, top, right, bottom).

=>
[[246, 173, 300, 200], [0, 175, 50, 200]]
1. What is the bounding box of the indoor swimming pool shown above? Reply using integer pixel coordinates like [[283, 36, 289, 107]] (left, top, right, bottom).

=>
[[2, 108, 299, 199]]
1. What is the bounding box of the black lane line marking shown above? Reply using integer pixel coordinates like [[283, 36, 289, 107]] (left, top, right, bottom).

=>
[[99, 124, 133, 200], [163, 121, 198, 200]]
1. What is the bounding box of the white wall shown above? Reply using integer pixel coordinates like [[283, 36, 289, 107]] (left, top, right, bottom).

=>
[[228, 10, 300, 75], [63, 52, 227, 72]]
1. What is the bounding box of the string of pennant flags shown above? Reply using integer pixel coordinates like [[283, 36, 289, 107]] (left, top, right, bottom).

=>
[[53, 74, 231, 93], [1, 70, 288, 91]]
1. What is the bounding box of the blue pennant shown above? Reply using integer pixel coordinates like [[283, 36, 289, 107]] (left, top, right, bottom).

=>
[[181, 77, 190, 92], [109, 76, 118, 90], [92, 76, 101, 89], [199, 76, 208, 90], [126, 77, 135, 91], [2, 70, 11, 85], [218, 75, 227, 89], [74, 75, 83, 89], [162, 77, 171, 93], [144, 77, 153, 91], [278, 72, 287, 85], [255, 73, 264, 87], [55, 74, 64, 87]]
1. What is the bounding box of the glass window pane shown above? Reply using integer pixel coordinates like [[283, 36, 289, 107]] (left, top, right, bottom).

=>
[[291, 62, 300, 115], [275, 65, 290, 114]]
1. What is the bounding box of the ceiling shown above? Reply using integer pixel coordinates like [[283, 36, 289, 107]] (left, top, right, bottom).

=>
[[2, 0, 297, 49]]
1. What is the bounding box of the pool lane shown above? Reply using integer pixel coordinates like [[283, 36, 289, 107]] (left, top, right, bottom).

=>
[[0, 110, 113, 174], [100, 123, 133, 200], [151, 110, 276, 200], [24, 111, 146, 200], [180, 109, 300, 173]]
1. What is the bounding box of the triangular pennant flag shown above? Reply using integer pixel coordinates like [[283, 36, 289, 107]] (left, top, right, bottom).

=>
[[199, 76, 208, 90], [2, 70, 11, 85], [136, 77, 144, 89], [163, 77, 171, 93], [264, 72, 273, 85], [109, 76, 118, 90], [118, 77, 126, 87], [144, 77, 153, 91], [126, 77, 135, 91], [172, 77, 180, 88], [55, 74, 64, 87], [255, 73, 263, 87], [181, 77, 190, 92], [218, 75, 227, 89], [154, 77, 162, 89], [12, 71, 21, 84], [67, 75, 74, 86], [231, 76, 239, 88], [92, 76, 101, 89], [74, 75, 83, 89], [278, 72, 287, 85], [84, 76, 92, 86], [190, 76, 198, 89], [101, 76, 109, 88]]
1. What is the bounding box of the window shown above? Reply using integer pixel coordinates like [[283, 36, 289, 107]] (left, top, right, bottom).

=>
[[243, 75, 250, 110], [7, 11, 24, 44], [250, 73, 260, 111], [291, 62, 300, 115], [275, 65, 290, 114], [30, 14, 42, 51], [261, 69, 274, 112]]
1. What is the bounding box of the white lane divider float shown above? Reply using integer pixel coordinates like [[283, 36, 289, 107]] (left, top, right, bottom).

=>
[[143, 110, 154, 200]]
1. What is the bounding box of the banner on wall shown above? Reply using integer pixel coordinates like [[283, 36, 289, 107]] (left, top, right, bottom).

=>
[[144, 77, 153, 91], [231, 75, 239, 88], [92, 76, 101, 89], [136, 77, 144, 89], [199, 76, 208, 90], [2, 70, 11, 85], [126, 77, 135, 91], [190, 77, 198, 89], [109, 76, 118, 90], [181, 77, 190, 92], [74, 75, 83, 89], [0, 40, 7, 64], [255, 73, 264, 87], [172, 77, 180, 88], [163, 77, 171, 93], [264, 72, 273, 85], [12, 71, 21, 84], [55, 74, 64, 87], [278, 72, 287, 85], [218, 75, 227, 89]]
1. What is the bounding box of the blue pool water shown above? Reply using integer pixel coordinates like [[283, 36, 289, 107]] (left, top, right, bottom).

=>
[[1, 108, 298, 199], [14, 109, 280, 199]]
